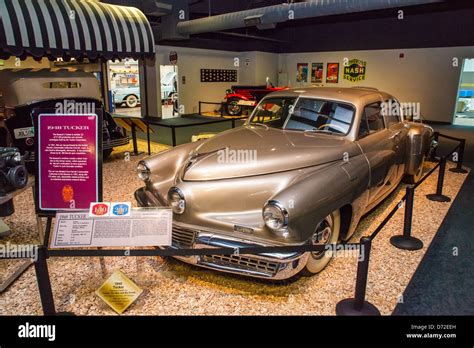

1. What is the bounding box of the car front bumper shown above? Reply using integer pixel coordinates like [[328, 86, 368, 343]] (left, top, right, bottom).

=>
[[135, 187, 309, 280]]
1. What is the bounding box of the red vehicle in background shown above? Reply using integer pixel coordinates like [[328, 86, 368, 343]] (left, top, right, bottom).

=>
[[224, 82, 287, 116]]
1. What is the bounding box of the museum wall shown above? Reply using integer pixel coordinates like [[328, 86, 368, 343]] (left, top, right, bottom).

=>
[[279, 46, 474, 123], [154, 44, 473, 123], [155, 45, 278, 115], [254, 51, 279, 85]]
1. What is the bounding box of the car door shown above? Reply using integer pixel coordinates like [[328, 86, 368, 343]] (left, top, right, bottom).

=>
[[383, 99, 408, 182], [357, 101, 398, 206]]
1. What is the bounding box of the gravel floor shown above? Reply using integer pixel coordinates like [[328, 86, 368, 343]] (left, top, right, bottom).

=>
[[0, 142, 469, 315]]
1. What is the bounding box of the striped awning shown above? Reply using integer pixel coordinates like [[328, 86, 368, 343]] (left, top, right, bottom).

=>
[[0, 0, 155, 61]]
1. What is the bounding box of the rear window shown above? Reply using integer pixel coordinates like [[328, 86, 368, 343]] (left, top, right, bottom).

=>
[[42, 82, 81, 89]]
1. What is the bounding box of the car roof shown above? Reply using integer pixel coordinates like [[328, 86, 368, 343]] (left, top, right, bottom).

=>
[[0, 69, 101, 107], [266, 87, 394, 107]]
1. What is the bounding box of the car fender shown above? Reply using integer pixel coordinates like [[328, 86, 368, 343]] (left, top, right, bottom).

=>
[[268, 154, 370, 243], [405, 122, 434, 176], [225, 93, 250, 101], [140, 141, 202, 202]]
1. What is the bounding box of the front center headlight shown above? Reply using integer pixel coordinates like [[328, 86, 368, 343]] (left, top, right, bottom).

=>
[[168, 187, 185, 214], [263, 200, 288, 230], [137, 161, 151, 181]]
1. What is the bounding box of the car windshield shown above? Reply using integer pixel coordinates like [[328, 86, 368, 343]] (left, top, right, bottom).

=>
[[248, 97, 355, 135]]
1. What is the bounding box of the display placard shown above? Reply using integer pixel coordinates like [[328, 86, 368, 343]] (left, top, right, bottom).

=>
[[50, 208, 172, 248], [96, 270, 143, 314], [34, 111, 103, 215]]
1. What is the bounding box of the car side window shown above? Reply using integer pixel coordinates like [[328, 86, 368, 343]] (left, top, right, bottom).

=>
[[383, 99, 401, 127], [358, 102, 385, 139], [365, 102, 385, 131]]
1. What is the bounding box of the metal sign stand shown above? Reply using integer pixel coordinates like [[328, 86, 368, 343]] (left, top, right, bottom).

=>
[[0, 178, 38, 293]]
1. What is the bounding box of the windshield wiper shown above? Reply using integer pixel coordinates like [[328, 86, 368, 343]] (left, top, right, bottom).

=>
[[249, 122, 269, 129], [304, 128, 334, 134]]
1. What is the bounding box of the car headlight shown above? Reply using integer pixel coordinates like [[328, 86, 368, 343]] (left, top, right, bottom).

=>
[[263, 200, 288, 230], [137, 161, 151, 181], [168, 187, 185, 214]]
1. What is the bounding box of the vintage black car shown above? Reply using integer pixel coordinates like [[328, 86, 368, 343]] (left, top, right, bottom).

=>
[[0, 69, 129, 169]]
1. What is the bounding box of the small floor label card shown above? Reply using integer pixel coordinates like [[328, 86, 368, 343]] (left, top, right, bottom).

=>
[[95, 270, 143, 314]]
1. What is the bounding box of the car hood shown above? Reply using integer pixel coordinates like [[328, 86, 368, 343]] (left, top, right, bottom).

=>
[[182, 126, 357, 181]]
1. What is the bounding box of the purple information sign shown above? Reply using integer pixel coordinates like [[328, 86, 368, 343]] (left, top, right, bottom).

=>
[[38, 114, 99, 211]]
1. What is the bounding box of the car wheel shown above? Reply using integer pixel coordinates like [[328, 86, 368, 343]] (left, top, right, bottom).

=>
[[404, 155, 425, 184], [125, 95, 138, 108], [226, 98, 242, 116], [301, 209, 341, 276]]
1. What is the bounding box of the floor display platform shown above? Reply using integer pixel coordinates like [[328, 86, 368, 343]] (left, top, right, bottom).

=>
[[0, 153, 469, 315]]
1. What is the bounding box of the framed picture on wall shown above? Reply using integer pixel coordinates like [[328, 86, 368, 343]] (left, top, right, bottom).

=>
[[326, 63, 339, 83], [296, 63, 308, 83], [200, 69, 237, 82], [311, 63, 324, 83]]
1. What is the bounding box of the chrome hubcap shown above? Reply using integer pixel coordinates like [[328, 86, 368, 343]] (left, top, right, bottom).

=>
[[311, 214, 333, 258], [127, 96, 137, 106], [228, 102, 240, 114]]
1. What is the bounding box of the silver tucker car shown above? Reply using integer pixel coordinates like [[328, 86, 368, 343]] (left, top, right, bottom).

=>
[[135, 87, 434, 280]]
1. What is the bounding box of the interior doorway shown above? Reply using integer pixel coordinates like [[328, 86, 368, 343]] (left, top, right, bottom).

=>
[[160, 65, 178, 119], [109, 59, 142, 117], [454, 58, 474, 126]]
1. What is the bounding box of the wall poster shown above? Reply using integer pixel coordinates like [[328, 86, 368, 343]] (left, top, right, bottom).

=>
[[343, 58, 367, 82], [326, 63, 339, 83], [296, 63, 308, 83], [311, 63, 324, 83], [34, 111, 102, 215]]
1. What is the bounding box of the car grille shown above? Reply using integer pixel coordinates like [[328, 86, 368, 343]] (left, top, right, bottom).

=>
[[103, 135, 130, 150], [201, 254, 280, 276], [172, 226, 196, 248]]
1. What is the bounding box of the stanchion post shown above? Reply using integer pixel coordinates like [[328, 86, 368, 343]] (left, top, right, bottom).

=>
[[34, 247, 56, 315], [131, 123, 138, 155], [450, 139, 468, 174], [426, 156, 451, 202], [171, 127, 177, 147], [129, 122, 144, 156], [146, 123, 151, 156], [335, 237, 381, 316], [198, 101, 201, 115], [390, 185, 423, 250]]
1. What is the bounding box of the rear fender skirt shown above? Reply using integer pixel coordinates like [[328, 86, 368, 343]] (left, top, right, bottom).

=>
[[406, 124, 433, 175]]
